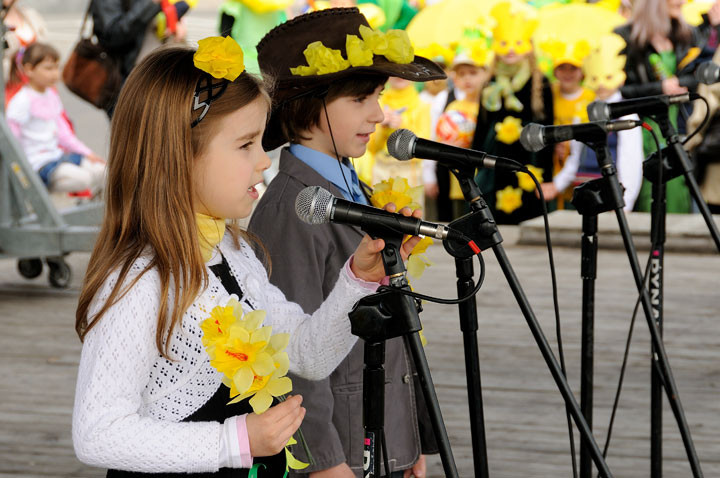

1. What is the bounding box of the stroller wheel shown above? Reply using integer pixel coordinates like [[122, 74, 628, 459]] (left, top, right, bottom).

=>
[[17, 258, 43, 279], [47, 257, 72, 289]]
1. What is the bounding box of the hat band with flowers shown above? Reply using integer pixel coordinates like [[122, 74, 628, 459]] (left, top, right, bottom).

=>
[[289, 25, 414, 77], [191, 36, 245, 128]]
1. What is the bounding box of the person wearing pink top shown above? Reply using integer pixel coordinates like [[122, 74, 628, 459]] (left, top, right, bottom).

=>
[[6, 42, 105, 193]]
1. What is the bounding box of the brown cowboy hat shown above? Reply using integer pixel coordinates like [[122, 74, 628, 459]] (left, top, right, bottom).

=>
[[257, 7, 446, 150]]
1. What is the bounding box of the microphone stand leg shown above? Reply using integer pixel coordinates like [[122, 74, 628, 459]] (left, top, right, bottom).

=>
[[455, 256, 489, 478]]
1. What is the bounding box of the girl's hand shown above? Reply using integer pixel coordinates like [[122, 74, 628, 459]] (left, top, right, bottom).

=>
[[350, 203, 423, 283], [709, 0, 720, 26], [538, 181, 558, 200], [246, 395, 305, 457], [86, 153, 105, 164]]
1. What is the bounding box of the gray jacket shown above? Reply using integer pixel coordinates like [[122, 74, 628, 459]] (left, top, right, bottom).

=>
[[248, 148, 436, 476]]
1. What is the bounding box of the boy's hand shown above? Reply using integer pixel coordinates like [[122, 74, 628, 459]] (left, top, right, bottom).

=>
[[404, 454, 426, 477], [310, 463, 356, 477], [246, 395, 305, 457], [350, 203, 422, 283]]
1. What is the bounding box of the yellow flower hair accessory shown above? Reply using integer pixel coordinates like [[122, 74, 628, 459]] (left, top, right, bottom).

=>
[[495, 116, 523, 144], [194, 36, 245, 81], [517, 165, 544, 192], [582, 33, 626, 92], [290, 26, 414, 76], [491, 1, 538, 57], [496, 185, 523, 214]]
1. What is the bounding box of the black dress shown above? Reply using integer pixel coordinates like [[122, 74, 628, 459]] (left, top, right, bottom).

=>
[[471, 74, 554, 225], [107, 255, 286, 478]]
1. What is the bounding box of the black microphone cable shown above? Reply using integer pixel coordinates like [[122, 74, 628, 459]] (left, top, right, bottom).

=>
[[598, 125, 665, 471], [517, 164, 578, 478]]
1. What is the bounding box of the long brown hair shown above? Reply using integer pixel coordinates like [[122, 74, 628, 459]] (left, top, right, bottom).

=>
[[629, 0, 691, 47], [76, 46, 269, 358]]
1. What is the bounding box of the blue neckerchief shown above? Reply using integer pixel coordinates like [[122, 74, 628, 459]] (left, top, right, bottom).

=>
[[289, 143, 368, 205]]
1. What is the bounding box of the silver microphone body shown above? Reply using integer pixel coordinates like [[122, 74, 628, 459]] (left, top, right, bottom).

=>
[[295, 185, 458, 240], [520, 119, 642, 153]]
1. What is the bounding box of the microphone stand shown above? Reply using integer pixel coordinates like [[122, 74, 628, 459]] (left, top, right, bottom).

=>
[[571, 140, 703, 478], [639, 110, 720, 477], [443, 171, 614, 478], [349, 231, 459, 478]]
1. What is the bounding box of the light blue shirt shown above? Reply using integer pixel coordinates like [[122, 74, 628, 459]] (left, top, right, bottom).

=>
[[289, 143, 369, 205]]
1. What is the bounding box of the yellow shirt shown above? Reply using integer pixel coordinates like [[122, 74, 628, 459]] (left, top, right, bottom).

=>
[[552, 84, 595, 126]]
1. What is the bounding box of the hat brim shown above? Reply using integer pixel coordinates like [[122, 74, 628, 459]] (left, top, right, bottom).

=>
[[262, 55, 446, 151]]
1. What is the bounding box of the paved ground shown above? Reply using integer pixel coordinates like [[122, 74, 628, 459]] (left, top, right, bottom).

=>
[[2, 5, 720, 478]]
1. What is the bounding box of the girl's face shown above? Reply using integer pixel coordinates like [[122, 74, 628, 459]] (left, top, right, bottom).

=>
[[193, 96, 271, 220], [499, 50, 528, 65], [24, 57, 60, 92], [667, 0, 685, 19], [311, 84, 385, 159], [554, 63, 583, 91]]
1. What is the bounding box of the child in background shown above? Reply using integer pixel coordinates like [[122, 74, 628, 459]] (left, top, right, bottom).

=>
[[249, 8, 444, 477], [6, 43, 105, 194], [430, 40, 492, 219], [546, 34, 643, 212], [72, 39, 420, 477], [537, 39, 595, 206], [366, 75, 431, 207], [471, 1, 554, 224]]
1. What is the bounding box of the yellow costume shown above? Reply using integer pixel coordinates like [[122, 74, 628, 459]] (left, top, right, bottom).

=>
[[362, 83, 431, 198]]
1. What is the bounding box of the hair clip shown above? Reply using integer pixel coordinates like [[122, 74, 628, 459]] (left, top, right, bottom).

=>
[[191, 74, 229, 128]]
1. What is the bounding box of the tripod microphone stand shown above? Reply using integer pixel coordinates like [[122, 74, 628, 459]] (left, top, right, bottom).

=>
[[349, 231, 459, 478], [441, 171, 614, 478], [638, 110, 720, 477], [569, 138, 704, 478]]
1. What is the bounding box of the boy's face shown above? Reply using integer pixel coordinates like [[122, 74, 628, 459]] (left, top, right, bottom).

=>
[[452, 64, 486, 96], [311, 84, 385, 159], [193, 96, 271, 220], [554, 63, 583, 90]]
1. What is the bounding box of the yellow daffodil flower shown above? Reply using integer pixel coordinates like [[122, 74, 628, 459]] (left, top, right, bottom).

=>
[[194, 36, 245, 81], [517, 165, 544, 192], [494, 116, 523, 145], [290, 41, 350, 76], [496, 185, 523, 214], [370, 177, 423, 210], [285, 436, 310, 471], [346, 35, 374, 67], [407, 236, 434, 278]]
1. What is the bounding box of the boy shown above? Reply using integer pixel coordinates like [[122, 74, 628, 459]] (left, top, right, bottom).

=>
[[249, 8, 445, 478]]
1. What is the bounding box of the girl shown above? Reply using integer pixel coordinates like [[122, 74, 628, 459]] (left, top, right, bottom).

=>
[[615, 0, 720, 213], [470, 1, 554, 224], [6, 42, 105, 194], [72, 40, 419, 477]]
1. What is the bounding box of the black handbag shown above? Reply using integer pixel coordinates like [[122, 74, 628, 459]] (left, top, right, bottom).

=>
[[62, 2, 122, 110]]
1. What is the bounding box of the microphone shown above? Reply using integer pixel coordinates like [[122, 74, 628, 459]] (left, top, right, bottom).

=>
[[696, 61, 720, 84], [387, 128, 524, 172], [295, 185, 463, 241], [520, 120, 642, 152], [588, 93, 699, 121]]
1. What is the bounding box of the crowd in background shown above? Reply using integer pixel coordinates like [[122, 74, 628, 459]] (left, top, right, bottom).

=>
[[4, 0, 720, 218]]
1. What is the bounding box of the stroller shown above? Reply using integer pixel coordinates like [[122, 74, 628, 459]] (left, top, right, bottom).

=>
[[1, 9, 101, 288]]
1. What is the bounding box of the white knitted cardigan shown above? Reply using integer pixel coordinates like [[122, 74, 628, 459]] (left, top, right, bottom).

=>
[[73, 235, 371, 473]]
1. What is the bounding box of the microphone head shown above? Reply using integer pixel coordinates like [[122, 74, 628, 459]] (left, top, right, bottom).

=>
[[295, 186, 334, 225], [587, 101, 610, 121], [696, 61, 720, 85], [386, 128, 416, 161], [520, 123, 545, 153]]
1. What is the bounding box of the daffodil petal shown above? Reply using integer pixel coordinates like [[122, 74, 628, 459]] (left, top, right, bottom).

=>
[[249, 390, 273, 414], [252, 352, 275, 376], [269, 333, 290, 353], [243, 310, 266, 330], [266, 376, 293, 396], [233, 366, 255, 395]]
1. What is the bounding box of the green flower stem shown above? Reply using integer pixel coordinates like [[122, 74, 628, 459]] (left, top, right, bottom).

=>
[[278, 394, 314, 466]]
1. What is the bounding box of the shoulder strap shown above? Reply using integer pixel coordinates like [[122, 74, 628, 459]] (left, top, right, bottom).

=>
[[79, 0, 93, 39]]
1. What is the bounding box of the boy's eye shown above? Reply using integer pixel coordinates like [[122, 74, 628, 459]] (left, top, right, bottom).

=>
[[354, 96, 368, 103], [240, 141, 253, 150]]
